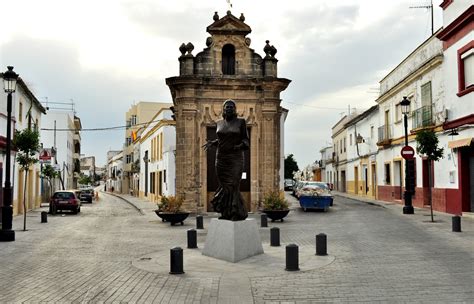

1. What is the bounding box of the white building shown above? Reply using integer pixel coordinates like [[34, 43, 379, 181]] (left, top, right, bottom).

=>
[[375, 29, 444, 208], [40, 111, 82, 190], [0, 74, 46, 215], [319, 146, 334, 189], [435, 1, 473, 214], [139, 108, 176, 202], [106, 151, 123, 193]]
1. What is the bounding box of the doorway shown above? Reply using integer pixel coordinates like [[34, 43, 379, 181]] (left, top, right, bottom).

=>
[[394, 160, 402, 200], [363, 165, 368, 195], [354, 166, 359, 195], [341, 170, 346, 192], [371, 163, 376, 198]]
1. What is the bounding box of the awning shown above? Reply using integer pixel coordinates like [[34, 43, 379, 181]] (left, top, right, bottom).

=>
[[448, 137, 472, 149]]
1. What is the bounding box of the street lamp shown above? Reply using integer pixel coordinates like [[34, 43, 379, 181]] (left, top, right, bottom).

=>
[[0, 66, 19, 242], [401, 96, 414, 214]]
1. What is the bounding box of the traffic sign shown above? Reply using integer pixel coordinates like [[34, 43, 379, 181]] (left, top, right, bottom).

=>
[[39, 149, 51, 161], [401, 146, 415, 159]]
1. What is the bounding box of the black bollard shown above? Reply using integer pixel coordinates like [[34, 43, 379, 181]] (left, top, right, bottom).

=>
[[316, 233, 327, 256], [261, 214, 268, 227], [452, 216, 461, 232], [196, 215, 204, 229], [41, 211, 47, 223], [270, 227, 280, 246], [285, 244, 300, 271], [187, 229, 197, 248], [169, 247, 185, 274]]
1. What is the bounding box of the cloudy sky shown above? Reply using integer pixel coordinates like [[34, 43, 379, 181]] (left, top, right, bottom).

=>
[[0, 0, 442, 167]]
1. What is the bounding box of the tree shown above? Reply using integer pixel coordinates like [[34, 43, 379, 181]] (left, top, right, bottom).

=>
[[284, 154, 299, 179], [78, 174, 92, 186], [415, 129, 444, 222], [41, 164, 59, 213], [13, 128, 40, 231]]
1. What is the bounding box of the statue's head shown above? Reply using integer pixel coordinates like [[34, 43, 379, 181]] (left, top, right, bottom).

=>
[[222, 99, 237, 119]]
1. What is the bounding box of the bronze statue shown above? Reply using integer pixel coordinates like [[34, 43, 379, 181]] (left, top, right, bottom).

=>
[[203, 99, 249, 221]]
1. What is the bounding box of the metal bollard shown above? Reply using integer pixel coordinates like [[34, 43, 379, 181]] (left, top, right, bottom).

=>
[[316, 233, 327, 256], [169, 247, 185, 274], [187, 229, 197, 249], [285, 244, 300, 271], [196, 215, 204, 229], [41, 211, 48, 223], [261, 214, 268, 227], [270, 227, 280, 246], [452, 216, 461, 232]]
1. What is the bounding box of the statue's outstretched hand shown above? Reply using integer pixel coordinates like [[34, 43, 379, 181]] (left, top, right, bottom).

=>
[[202, 140, 217, 151]]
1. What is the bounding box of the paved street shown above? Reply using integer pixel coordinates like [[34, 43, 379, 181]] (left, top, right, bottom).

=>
[[0, 191, 472, 303]]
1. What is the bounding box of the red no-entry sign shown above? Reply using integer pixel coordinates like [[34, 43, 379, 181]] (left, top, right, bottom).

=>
[[401, 146, 415, 159]]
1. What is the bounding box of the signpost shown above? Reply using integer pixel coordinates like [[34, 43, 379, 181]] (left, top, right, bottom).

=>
[[401, 146, 415, 159]]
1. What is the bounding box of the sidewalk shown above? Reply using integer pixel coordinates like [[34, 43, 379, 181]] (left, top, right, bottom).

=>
[[332, 190, 474, 221]]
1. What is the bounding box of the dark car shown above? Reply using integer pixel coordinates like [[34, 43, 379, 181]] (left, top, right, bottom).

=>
[[79, 188, 94, 203], [50, 190, 81, 214], [284, 179, 295, 191]]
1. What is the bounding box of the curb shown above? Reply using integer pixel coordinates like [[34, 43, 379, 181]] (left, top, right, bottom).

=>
[[101, 191, 145, 215]]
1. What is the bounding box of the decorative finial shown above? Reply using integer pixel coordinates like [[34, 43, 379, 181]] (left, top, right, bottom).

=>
[[206, 37, 213, 47], [185, 42, 194, 55], [227, 10, 231, 16], [213, 12, 219, 21], [270, 45, 277, 57], [264, 40, 272, 57], [179, 43, 186, 56], [240, 13, 245, 21]]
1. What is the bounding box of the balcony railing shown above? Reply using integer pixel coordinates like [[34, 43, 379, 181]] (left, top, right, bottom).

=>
[[377, 125, 393, 144], [412, 105, 433, 129]]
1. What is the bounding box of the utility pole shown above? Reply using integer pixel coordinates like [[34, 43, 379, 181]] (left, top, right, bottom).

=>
[[410, 0, 434, 35]]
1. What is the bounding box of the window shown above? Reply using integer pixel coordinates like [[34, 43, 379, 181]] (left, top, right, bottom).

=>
[[350, 134, 352, 146], [421, 82, 432, 108], [126, 154, 132, 164], [384, 163, 391, 185], [131, 115, 137, 126], [126, 137, 132, 146], [395, 103, 402, 122], [222, 44, 236, 75], [19, 102, 23, 122], [340, 140, 342, 153], [343, 138, 346, 152], [458, 42, 474, 96], [370, 126, 374, 139], [163, 169, 166, 183]]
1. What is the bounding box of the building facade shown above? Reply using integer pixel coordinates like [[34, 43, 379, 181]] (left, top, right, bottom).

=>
[[40, 111, 82, 190], [139, 108, 176, 202], [166, 11, 291, 213], [0, 76, 46, 216], [436, 1, 473, 214], [123, 102, 172, 195]]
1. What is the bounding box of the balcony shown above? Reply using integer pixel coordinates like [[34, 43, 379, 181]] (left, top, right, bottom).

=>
[[377, 125, 393, 147], [412, 105, 433, 129], [73, 132, 80, 143]]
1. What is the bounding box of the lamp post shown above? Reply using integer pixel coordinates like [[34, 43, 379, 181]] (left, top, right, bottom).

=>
[[0, 66, 19, 241], [401, 96, 414, 215]]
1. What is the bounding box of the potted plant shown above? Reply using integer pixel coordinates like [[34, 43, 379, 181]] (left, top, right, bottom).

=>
[[155, 195, 190, 226], [262, 191, 290, 222]]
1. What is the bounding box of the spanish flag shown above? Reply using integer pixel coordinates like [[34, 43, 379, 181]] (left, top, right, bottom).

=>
[[132, 130, 137, 141]]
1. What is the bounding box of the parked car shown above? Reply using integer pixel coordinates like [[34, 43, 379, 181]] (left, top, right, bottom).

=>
[[50, 190, 81, 214], [284, 179, 295, 191], [298, 181, 333, 211], [292, 180, 305, 197], [79, 188, 94, 203]]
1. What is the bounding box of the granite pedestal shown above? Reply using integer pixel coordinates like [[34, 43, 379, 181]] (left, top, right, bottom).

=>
[[202, 218, 264, 263]]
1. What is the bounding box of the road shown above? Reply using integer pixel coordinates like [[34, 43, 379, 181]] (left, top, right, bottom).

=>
[[0, 191, 472, 303]]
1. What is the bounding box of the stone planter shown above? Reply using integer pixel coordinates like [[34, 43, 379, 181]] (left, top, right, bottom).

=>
[[262, 209, 290, 222], [155, 211, 190, 226]]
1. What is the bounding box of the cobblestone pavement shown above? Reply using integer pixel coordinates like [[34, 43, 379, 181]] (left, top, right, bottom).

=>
[[0, 190, 472, 303]]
